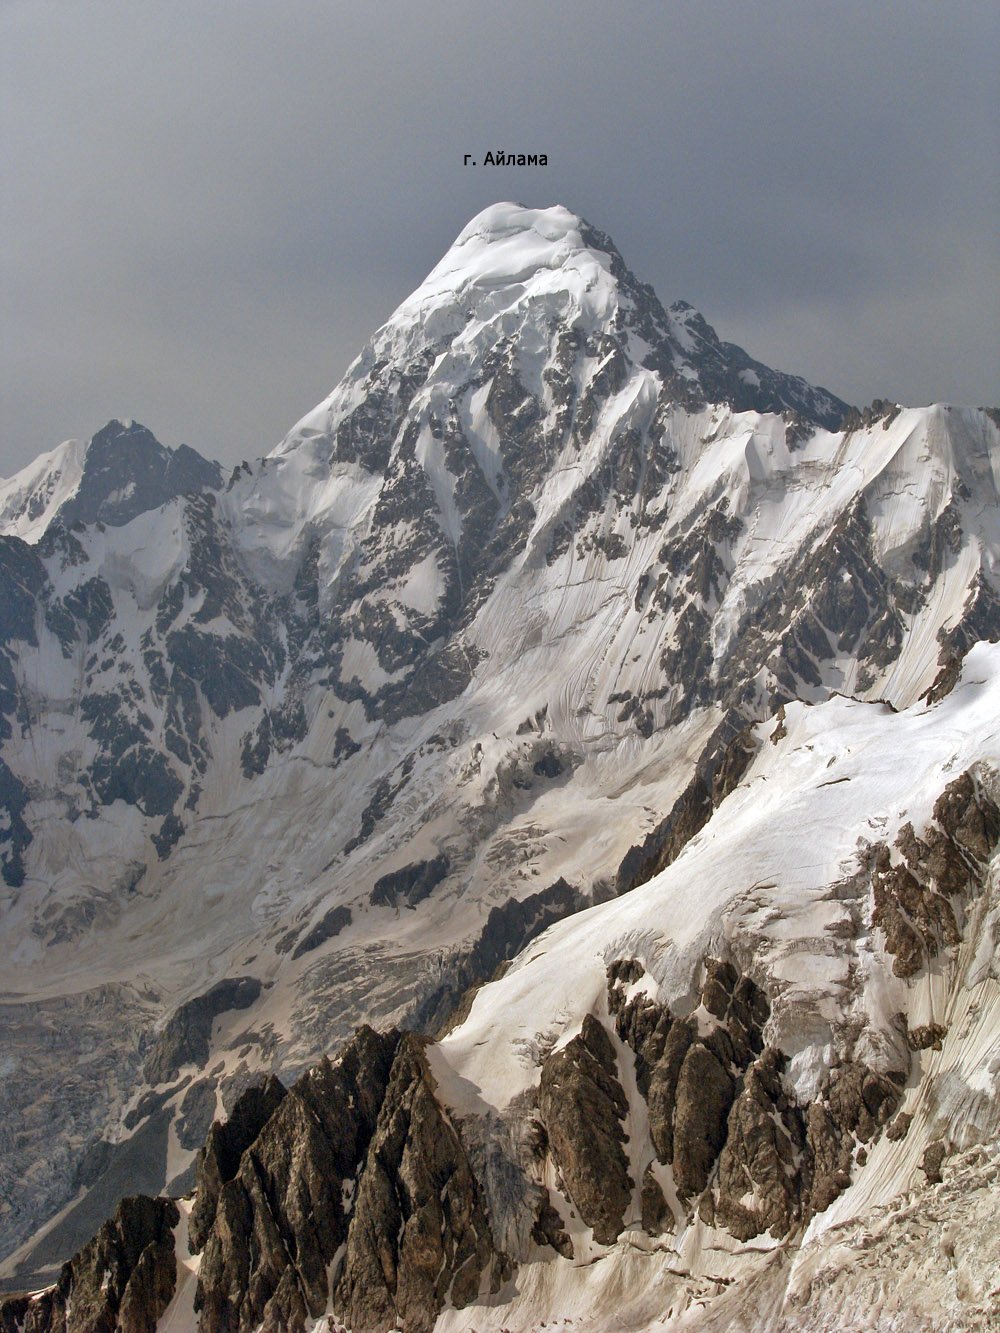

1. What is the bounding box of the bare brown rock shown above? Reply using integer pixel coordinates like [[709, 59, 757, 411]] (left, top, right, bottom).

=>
[[646, 1017, 695, 1164], [922, 1139, 947, 1184], [607, 958, 672, 1095], [188, 1073, 287, 1253], [0, 1195, 178, 1333], [826, 1062, 902, 1143], [871, 849, 959, 978], [769, 704, 787, 744], [802, 1062, 904, 1217], [906, 1022, 947, 1051], [195, 1024, 399, 1332], [672, 1042, 736, 1199], [332, 1033, 499, 1333], [933, 771, 1000, 862], [884, 1111, 913, 1142], [640, 1166, 673, 1235], [873, 771, 1000, 978], [531, 1192, 574, 1258], [643, 959, 768, 1187], [538, 1014, 632, 1244], [714, 1048, 805, 1239], [804, 1101, 853, 1214]]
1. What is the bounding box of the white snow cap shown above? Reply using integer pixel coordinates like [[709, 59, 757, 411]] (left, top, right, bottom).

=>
[[435, 201, 587, 266], [397, 202, 613, 313], [271, 203, 620, 460]]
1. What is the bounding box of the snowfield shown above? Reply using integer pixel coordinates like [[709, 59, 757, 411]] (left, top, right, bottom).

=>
[[0, 204, 997, 1331]]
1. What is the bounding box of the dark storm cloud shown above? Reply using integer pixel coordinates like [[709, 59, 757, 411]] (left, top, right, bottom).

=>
[[2, 0, 997, 473]]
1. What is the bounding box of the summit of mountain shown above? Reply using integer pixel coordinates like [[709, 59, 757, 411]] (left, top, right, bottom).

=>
[[0, 419, 222, 544], [0, 205, 998, 1330]]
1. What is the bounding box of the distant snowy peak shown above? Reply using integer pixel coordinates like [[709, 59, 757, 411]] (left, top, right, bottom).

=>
[[0, 419, 222, 543], [277, 202, 848, 465], [0, 437, 87, 544]]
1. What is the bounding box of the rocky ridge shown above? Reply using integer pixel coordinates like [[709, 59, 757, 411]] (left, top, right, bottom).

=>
[[0, 420, 221, 544], [1, 204, 999, 1323], [2, 734, 998, 1329]]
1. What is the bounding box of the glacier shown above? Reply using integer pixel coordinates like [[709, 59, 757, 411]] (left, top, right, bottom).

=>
[[0, 203, 998, 1331]]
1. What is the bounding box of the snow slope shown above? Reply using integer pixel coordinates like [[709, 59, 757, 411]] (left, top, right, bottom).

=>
[[426, 646, 1000, 1330], [0, 204, 997, 1315]]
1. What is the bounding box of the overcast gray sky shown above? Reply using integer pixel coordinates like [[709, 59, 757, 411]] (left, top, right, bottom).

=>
[[2, 0, 997, 474]]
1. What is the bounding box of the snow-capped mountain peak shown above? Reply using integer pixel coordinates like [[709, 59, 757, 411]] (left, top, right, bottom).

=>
[[275, 202, 848, 467], [0, 418, 222, 543], [1, 204, 998, 1329], [395, 202, 618, 328]]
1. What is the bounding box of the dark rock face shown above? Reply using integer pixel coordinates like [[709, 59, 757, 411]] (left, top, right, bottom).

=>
[[332, 1035, 500, 1333], [274, 906, 352, 959], [531, 1193, 573, 1258], [144, 977, 263, 1085], [884, 1111, 912, 1142], [58, 421, 221, 531], [6, 1026, 496, 1333], [0, 536, 49, 884], [607, 958, 672, 1096], [873, 771, 1000, 977], [639, 1166, 672, 1235], [0, 1195, 178, 1333], [80, 692, 183, 818], [0, 757, 32, 889], [411, 877, 586, 1037], [871, 849, 960, 978], [646, 1018, 695, 1166], [714, 1048, 806, 1239], [288, 905, 352, 960], [933, 771, 1000, 861], [370, 853, 450, 908], [628, 959, 769, 1195], [606, 955, 906, 1239], [803, 1062, 905, 1215], [672, 1042, 737, 1198], [187, 1074, 287, 1253], [616, 717, 756, 894], [922, 1139, 947, 1183], [194, 1025, 399, 1331], [906, 1022, 947, 1051], [175, 1080, 219, 1151], [538, 1015, 632, 1245]]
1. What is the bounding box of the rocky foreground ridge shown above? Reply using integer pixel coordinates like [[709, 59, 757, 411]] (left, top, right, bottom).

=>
[[1, 203, 999, 1327], [3, 703, 1000, 1329]]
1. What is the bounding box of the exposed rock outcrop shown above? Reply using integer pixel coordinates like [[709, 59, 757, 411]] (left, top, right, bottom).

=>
[[413, 877, 586, 1037], [187, 1074, 287, 1252], [606, 955, 907, 1238], [332, 1034, 500, 1333], [144, 977, 263, 1085], [672, 1041, 737, 1199], [538, 1014, 632, 1244], [0, 1195, 178, 1333], [607, 958, 672, 1096], [530, 1192, 573, 1258], [630, 959, 769, 1201], [873, 771, 1000, 977], [922, 1138, 948, 1184], [802, 1061, 905, 1214], [615, 717, 757, 894], [714, 1047, 805, 1239], [369, 854, 450, 909], [194, 1025, 399, 1332]]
